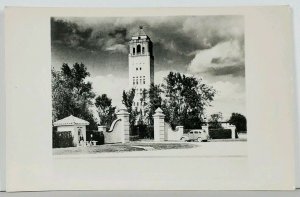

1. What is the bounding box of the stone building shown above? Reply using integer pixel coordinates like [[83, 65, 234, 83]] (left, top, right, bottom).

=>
[[128, 26, 154, 113]]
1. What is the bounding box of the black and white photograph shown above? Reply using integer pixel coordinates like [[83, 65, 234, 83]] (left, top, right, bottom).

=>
[[51, 15, 247, 156], [3, 5, 297, 191]]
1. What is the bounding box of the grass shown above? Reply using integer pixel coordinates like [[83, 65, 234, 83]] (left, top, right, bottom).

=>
[[53, 142, 197, 155], [129, 142, 198, 150]]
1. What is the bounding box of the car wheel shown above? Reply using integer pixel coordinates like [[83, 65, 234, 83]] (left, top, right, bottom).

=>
[[197, 137, 202, 142], [181, 137, 187, 142]]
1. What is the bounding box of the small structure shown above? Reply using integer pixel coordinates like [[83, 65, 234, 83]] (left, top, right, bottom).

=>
[[53, 115, 89, 147], [202, 125, 209, 137], [221, 123, 237, 139], [100, 106, 130, 143]]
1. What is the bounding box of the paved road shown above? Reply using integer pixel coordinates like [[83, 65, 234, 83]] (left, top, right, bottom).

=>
[[51, 141, 248, 190]]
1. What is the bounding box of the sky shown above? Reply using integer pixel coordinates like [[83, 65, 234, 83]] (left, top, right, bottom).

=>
[[51, 15, 245, 120]]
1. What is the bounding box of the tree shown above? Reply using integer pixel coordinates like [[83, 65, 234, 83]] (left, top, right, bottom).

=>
[[209, 112, 223, 129], [228, 113, 247, 133], [145, 83, 163, 126], [161, 72, 216, 129], [52, 62, 97, 130], [95, 94, 116, 128], [122, 88, 139, 132]]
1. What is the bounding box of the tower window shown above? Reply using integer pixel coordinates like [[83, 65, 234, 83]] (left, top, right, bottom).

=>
[[137, 102, 139, 106], [133, 48, 135, 55], [136, 79, 138, 85], [137, 45, 141, 54], [142, 47, 145, 54], [136, 68, 138, 71], [140, 67, 142, 70]]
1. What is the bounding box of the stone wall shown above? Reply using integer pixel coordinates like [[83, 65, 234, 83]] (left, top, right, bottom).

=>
[[164, 123, 183, 141], [100, 107, 130, 143]]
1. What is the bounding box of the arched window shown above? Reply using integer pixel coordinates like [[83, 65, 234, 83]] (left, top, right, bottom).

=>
[[142, 47, 145, 54], [137, 45, 141, 54], [133, 47, 135, 55]]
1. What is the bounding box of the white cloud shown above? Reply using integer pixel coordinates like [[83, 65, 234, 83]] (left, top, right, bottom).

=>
[[188, 40, 244, 74], [105, 44, 128, 53], [154, 70, 170, 85], [87, 74, 128, 108], [206, 80, 246, 120]]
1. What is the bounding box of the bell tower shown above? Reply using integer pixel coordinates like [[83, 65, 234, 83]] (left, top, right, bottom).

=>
[[128, 26, 154, 111]]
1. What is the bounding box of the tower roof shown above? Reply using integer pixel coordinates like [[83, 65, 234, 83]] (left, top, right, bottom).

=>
[[131, 26, 151, 41], [53, 115, 90, 126], [134, 26, 147, 36]]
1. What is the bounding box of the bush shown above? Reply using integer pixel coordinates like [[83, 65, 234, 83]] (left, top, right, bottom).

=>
[[131, 125, 154, 139], [209, 129, 238, 139], [86, 130, 105, 145], [184, 129, 191, 134], [129, 135, 140, 141], [53, 131, 74, 148]]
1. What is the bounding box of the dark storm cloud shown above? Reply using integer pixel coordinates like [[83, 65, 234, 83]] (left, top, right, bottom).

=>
[[206, 64, 245, 77], [51, 16, 244, 77], [51, 18, 129, 53]]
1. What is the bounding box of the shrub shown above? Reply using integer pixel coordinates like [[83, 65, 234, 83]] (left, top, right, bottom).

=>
[[129, 135, 140, 141], [184, 129, 191, 134], [53, 131, 74, 148], [131, 125, 154, 139], [209, 129, 238, 139], [86, 130, 105, 145]]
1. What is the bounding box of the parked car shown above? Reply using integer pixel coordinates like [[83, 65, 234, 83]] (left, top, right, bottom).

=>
[[180, 129, 209, 142]]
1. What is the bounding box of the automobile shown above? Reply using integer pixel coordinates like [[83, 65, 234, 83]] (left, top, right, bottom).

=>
[[180, 129, 209, 142]]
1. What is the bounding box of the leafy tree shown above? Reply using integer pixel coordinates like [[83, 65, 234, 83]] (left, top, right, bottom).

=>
[[228, 113, 247, 133], [161, 72, 216, 129], [145, 83, 162, 125], [52, 62, 97, 130], [95, 94, 117, 128], [209, 112, 223, 129], [137, 88, 148, 125], [122, 88, 139, 132]]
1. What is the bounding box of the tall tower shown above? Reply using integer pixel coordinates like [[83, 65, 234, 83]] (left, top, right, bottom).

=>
[[128, 27, 154, 112]]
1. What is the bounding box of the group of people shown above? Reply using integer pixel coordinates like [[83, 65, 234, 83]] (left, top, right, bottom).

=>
[[79, 134, 96, 146]]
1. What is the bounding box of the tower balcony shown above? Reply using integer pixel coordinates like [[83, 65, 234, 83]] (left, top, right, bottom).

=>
[[128, 52, 151, 57]]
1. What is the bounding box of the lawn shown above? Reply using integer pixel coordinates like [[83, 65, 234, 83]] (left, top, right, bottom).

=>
[[129, 142, 198, 150], [53, 142, 198, 155]]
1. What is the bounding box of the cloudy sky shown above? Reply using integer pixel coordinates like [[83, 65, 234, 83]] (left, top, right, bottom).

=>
[[51, 15, 245, 120]]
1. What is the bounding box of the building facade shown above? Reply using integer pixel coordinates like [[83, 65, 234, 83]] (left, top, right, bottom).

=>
[[128, 27, 154, 112]]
